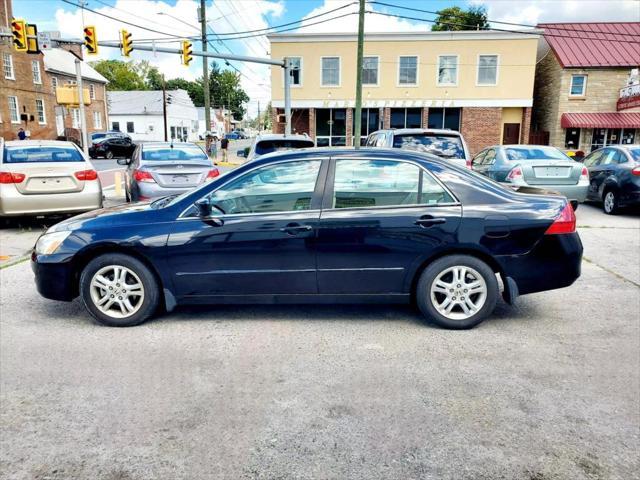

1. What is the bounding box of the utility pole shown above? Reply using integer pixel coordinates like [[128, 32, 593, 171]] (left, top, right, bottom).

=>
[[353, 0, 366, 149], [257, 101, 261, 132], [162, 75, 168, 141], [199, 0, 211, 134], [283, 57, 291, 135], [74, 58, 89, 156]]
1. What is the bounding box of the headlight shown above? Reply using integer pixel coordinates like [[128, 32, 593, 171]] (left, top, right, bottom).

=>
[[35, 231, 72, 255]]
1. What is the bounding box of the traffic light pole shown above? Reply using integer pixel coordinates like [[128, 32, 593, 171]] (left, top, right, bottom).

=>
[[199, 0, 211, 136], [74, 58, 89, 156]]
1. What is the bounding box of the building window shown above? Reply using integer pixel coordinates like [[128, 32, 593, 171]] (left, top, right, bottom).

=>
[[89, 84, 96, 100], [93, 111, 102, 129], [127, 121, 134, 133], [3, 53, 14, 80], [51, 76, 58, 90], [398, 56, 418, 85], [565, 128, 581, 149], [356, 108, 381, 145], [362, 56, 379, 85], [438, 55, 458, 85], [428, 107, 461, 131], [570, 75, 587, 96], [36, 99, 46, 124], [31, 60, 42, 84], [8, 96, 19, 123], [316, 108, 346, 146], [321, 57, 340, 86], [71, 108, 80, 128], [477, 55, 498, 85], [288, 57, 302, 86], [390, 108, 422, 129], [112, 121, 120, 131]]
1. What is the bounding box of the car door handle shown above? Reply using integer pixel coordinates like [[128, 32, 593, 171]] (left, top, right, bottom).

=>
[[414, 216, 447, 227], [280, 223, 313, 235]]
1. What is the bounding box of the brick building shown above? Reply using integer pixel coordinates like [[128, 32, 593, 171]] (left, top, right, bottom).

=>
[[269, 31, 539, 154], [533, 23, 640, 153]]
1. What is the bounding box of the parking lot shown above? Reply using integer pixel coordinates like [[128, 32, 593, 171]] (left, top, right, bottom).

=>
[[0, 202, 638, 479]]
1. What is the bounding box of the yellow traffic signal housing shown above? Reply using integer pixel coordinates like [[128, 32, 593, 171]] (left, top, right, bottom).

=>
[[120, 29, 133, 57], [11, 18, 28, 52], [181, 40, 193, 66], [26, 24, 39, 53], [83, 26, 98, 55]]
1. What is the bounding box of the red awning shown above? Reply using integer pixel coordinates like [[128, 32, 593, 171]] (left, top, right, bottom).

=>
[[561, 112, 640, 129]]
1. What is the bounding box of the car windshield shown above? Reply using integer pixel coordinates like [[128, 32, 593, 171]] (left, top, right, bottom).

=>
[[3, 146, 84, 163], [254, 139, 315, 156], [504, 146, 570, 161], [392, 134, 465, 159], [142, 145, 207, 162], [629, 148, 640, 162]]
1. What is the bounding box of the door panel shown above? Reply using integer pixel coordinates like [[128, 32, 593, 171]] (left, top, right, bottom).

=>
[[502, 123, 520, 144]]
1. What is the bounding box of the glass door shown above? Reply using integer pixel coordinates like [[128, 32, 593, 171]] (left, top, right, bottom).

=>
[[316, 108, 347, 147]]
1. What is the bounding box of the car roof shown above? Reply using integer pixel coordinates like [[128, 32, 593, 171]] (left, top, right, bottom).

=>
[[4, 140, 79, 148], [373, 128, 463, 136], [255, 134, 313, 142], [141, 142, 199, 149], [607, 144, 640, 150]]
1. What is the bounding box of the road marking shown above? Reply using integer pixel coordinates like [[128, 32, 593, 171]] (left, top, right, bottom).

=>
[[114, 172, 123, 196]]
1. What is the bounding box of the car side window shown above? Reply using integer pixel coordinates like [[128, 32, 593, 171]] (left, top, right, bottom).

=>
[[482, 149, 496, 165], [332, 159, 454, 209], [600, 149, 617, 165], [366, 135, 377, 147], [613, 150, 627, 164], [375, 134, 387, 147], [472, 150, 486, 166], [583, 149, 605, 167], [206, 160, 321, 215]]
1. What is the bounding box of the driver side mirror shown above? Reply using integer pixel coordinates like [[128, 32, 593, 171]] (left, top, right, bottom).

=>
[[117, 158, 130, 165]]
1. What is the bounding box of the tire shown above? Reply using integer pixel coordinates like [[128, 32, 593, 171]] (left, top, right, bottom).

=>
[[415, 255, 499, 329], [105, 150, 114, 159], [602, 189, 619, 215], [79, 253, 160, 327]]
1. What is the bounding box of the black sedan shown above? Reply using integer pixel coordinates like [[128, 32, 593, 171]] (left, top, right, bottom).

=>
[[583, 145, 640, 214], [31, 148, 582, 329], [88, 136, 136, 159]]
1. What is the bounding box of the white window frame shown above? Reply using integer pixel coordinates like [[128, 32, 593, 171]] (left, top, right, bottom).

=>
[[320, 56, 341, 87], [93, 110, 102, 129], [3, 53, 15, 80], [35, 99, 46, 124], [569, 74, 587, 97], [71, 108, 80, 128], [285, 56, 303, 88], [476, 54, 499, 86], [89, 83, 96, 99], [51, 76, 58, 90], [32, 60, 42, 84], [362, 55, 380, 87], [437, 55, 459, 87], [8, 96, 19, 123], [397, 55, 419, 87]]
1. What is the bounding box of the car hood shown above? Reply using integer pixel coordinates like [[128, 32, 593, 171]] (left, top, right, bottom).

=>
[[48, 201, 159, 232]]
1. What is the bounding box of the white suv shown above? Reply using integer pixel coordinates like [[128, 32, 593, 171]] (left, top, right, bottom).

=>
[[366, 129, 471, 168]]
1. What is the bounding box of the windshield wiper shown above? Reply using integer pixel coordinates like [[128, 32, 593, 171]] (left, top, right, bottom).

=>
[[151, 194, 180, 208]]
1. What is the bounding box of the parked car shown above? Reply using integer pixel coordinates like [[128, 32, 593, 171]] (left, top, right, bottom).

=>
[[471, 145, 589, 208], [90, 131, 130, 145], [241, 133, 315, 162], [366, 129, 471, 168], [582, 145, 640, 214], [89, 136, 136, 159], [225, 132, 242, 140], [232, 130, 248, 139], [32, 148, 582, 329], [0, 139, 102, 217], [121, 142, 219, 202]]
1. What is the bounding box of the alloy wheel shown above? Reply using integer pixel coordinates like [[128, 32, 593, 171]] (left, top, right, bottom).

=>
[[604, 191, 615, 213], [89, 265, 145, 319], [429, 266, 487, 321], [106, 151, 114, 159]]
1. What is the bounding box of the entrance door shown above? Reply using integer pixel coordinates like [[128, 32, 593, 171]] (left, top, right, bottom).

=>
[[55, 107, 65, 137], [502, 123, 520, 144]]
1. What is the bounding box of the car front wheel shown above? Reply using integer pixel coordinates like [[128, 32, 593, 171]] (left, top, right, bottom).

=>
[[105, 150, 114, 159], [79, 253, 160, 327], [416, 255, 499, 329], [603, 190, 619, 215]]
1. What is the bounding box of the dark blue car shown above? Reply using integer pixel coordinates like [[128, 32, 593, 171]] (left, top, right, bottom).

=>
[[31, 148, 582, 329]]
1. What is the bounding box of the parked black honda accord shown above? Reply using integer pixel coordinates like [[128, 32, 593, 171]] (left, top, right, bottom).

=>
[[32, 148, 582, 329]]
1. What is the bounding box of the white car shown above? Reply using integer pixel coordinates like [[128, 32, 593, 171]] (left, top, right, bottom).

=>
[[242, 133, 315, 162], [0, 139, 103, 217]]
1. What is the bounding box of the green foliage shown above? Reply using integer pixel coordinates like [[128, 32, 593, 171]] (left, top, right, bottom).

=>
[[432, 6, 489, 31], [90, 59, 148, 91], [209, 62, 249, 119]]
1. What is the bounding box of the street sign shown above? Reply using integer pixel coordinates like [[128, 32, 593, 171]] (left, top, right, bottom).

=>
[[37, 31, 52, 50]]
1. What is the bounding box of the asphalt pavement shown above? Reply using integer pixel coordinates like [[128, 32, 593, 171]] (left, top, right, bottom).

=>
[[0, 202, 638, 479]]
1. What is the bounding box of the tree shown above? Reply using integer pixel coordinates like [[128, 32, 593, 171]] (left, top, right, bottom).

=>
[[432, 6, 489, 31], [90, 59, 149, 91], [208, 62, 249, 119]]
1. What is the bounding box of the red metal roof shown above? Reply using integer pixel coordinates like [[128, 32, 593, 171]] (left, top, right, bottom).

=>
[[538, 23, 640, 68], [561, 112, 640, 128]]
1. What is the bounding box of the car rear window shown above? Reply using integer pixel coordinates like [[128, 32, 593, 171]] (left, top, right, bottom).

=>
[[255, 139, 315, 156], [629, 148, 640, 162], [3, 146, 84, 163], [392, 134, 465, 159], [504, 147, 570, 161], [142, 145, 207, 161]]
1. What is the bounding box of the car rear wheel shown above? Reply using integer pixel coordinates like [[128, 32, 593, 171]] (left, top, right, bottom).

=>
[[105, 150, 114, 159], [603, 190, 619, 215], [79, 253, 160, 327], [416, 255, 498, 329]]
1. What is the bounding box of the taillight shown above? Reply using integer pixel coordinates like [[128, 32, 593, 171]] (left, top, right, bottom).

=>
[[74, 169, 98, 181], [0, 172, 25, 184], [133, 170, 155, 183], [632, 166, 640, 176], [465, 159, 472, 169], [506, 166, 523, 182], [545, 203, 576, 235], [580, 166, 589, 181], [206, 168, 220, 179]]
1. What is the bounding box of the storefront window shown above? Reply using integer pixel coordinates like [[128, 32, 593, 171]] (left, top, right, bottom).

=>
[[428, 108, 461, 131], [316, 108, 346, 147], [590, 128, 636, 151], [390, 108, 421, 129], [565, 128, 581, 149]]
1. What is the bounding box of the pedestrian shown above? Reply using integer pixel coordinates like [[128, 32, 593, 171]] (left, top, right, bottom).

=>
[[220, 136, 229, 162], [17, 128, 26, 140], [211, 136, 218, 161]]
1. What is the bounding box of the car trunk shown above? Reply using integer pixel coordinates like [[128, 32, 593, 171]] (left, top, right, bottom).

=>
[[6, 162, 85, 195], [144, 162, 211, 188], [521, 161, 582, 186]]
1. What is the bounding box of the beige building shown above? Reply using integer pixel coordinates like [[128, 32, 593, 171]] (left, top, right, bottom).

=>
[[533, 23, 640, 153], [269, 31, 540, 154]]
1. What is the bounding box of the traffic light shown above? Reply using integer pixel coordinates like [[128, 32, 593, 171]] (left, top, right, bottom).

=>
[[181, 40, 192, 66], [83, 26, 98, 55], [120, 29, 133, 57], [11, 18, 27, 52], [26, 23, 39, 54]]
